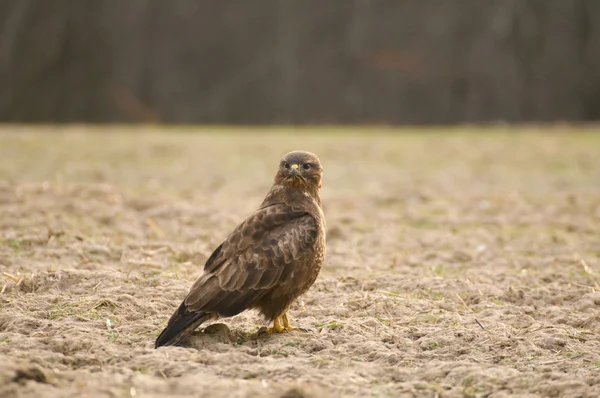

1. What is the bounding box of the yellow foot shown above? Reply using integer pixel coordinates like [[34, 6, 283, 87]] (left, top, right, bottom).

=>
[[282, 313, 309, 333], [259, 314, 312, 336], [266, 316, 286, 334]]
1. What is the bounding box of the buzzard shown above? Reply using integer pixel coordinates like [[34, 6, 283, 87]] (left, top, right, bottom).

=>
[[155, 150, 326, 348]]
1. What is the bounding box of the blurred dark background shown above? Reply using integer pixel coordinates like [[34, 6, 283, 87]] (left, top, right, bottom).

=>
[[0, 0, 599, 125]]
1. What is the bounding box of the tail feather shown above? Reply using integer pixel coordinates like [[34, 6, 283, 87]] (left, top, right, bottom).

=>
[[155, 309, 213, 348]]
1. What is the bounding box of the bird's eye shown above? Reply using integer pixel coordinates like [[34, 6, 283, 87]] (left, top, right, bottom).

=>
[[303, 163, 311, 170], [283, 162, 290, 169]]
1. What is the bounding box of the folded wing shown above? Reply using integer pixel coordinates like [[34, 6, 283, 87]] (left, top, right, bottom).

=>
[[155, 203, 319, 347]]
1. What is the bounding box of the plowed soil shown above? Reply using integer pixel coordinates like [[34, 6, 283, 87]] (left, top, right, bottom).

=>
[[1, 127, 599, 397]]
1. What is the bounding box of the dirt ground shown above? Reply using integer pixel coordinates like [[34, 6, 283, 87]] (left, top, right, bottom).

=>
[[1, 126, 599, 398]]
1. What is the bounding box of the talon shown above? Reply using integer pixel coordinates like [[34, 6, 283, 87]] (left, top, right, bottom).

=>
[[257, 326, 269, 336], [282, 313, 308, 333]]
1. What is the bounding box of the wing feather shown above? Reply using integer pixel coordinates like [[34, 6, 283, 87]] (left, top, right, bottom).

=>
[[182, 203, 319, 317]]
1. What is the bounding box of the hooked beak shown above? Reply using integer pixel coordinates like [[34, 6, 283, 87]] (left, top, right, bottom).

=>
[[290, 164, 299, 177]]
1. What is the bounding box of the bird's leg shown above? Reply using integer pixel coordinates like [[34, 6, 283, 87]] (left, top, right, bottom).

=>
[[266, 316, 286, 334], [282, 313, 308, 333]]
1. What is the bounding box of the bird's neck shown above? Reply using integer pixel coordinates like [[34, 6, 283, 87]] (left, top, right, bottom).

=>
[[262, 184, 321, 209]]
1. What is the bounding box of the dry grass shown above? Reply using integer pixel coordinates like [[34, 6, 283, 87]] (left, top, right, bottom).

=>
[[1, 126, 599, 397]]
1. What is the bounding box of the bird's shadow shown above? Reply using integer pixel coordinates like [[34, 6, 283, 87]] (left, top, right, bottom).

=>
[[184, 323, 265, 349], [183, 322, 314, 349]]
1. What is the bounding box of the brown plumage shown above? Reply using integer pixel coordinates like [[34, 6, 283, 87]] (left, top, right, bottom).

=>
[[155, 150, 326, 348]]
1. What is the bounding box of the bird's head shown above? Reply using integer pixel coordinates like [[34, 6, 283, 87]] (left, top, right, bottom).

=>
[[274, 150, 323, 192]]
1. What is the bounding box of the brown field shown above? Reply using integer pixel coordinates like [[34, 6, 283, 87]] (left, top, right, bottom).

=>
[[1, 127, 599, 398]]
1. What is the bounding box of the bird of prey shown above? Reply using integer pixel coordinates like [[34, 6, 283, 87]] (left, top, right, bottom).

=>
[[155, 150, 326, 348]]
